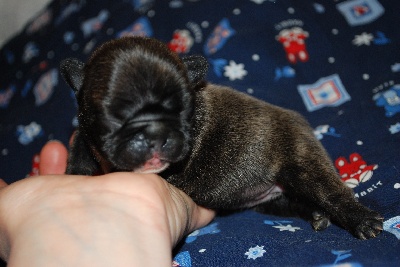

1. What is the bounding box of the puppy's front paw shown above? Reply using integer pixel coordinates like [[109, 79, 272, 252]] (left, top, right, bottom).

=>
[[311, 211, 331, 231], [354, 215, 384, 240]]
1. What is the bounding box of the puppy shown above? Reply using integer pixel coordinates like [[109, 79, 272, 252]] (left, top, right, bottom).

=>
[[60, 36, 383, 239]]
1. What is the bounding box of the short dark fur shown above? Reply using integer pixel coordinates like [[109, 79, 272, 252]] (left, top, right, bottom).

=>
[[60, 37, 383, 239]]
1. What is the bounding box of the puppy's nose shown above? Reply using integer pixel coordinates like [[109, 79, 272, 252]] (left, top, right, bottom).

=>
[[133, 132, 166, 153], [143, 123, 168, 151], [148, 138, 167, 151]]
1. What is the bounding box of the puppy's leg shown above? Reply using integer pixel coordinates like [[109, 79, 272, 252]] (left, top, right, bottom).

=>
[[278, 162, 383, 239], [253, 194, 331, 231], [66, 130, 100, 175]]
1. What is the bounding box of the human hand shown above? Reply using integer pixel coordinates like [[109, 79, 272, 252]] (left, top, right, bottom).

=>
[[0, 142, 215, 266]]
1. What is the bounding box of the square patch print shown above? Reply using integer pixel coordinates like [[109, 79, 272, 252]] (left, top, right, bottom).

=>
[[297, 74, 351, 112], [336, 0, 384, 26]]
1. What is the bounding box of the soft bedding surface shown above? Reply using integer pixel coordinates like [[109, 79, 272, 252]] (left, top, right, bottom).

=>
[[0, 1, 399, 266]]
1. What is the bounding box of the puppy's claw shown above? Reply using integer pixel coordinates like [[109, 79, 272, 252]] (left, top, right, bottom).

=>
[[311, 211, 331, 232], [354, 218, 384, 240]]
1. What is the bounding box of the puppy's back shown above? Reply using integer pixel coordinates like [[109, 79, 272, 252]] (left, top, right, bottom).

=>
[[166, 84, 332, 208]]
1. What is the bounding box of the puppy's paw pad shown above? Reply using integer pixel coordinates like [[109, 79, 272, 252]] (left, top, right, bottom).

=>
[[355, 217, 383, 240], [311, 211, 331, 231]]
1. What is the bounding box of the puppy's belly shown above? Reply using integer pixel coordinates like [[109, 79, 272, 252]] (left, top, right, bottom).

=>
[[242, 184, 284, 208]]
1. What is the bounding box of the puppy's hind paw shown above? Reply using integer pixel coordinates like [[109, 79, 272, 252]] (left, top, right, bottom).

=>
[[355, 217, 384, 240], [311, 211, 331, 232]]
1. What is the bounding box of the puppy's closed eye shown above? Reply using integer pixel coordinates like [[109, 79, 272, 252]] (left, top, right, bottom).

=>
[[162, 96, 182, 112]]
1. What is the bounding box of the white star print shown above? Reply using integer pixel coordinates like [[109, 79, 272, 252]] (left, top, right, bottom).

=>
[[352, 32, 374, 46], [272, 224, 302, 232], [245, 245, 266, 260], [224, 60, 248, 81]]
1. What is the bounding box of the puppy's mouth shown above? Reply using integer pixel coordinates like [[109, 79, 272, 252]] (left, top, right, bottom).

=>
[[134, 155, 170, 174]]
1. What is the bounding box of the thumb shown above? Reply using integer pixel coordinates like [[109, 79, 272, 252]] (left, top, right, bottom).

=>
[[39, 141, 68, 175], [0, 179, 7, 190], [192, 205, 216, 231]]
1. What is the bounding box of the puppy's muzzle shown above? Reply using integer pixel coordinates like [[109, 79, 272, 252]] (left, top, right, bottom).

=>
[[128, 122, 185, 173], [132, 122, 179, 151]]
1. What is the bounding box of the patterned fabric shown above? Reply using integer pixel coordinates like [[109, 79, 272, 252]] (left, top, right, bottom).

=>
[[1, 0, 399, 266]]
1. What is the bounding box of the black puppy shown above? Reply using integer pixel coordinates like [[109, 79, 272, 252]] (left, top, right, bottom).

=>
[[60, 36, 383, 239]]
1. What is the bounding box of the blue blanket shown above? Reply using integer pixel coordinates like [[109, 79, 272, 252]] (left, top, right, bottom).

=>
[[1, 0, 399, 266]]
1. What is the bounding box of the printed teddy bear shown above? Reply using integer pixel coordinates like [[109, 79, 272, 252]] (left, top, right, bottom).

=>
[[335, 153, 378, 188], [373, 85, 400, 117], [276, 27, 309, 64]]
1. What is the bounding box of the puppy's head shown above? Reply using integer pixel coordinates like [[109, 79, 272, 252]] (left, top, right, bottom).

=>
[[60, 37, 208, 173]]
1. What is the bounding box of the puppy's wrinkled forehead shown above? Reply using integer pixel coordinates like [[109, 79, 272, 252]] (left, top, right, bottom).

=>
[[86, 37, 188, 92]]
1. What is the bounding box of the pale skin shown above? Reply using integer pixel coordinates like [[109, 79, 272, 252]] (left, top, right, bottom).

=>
[[0, 141, 215, 266]]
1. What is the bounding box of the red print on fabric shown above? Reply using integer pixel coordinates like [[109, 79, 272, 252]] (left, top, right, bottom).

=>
[[168, 30, 194, 54], [29, 154, 40, 177], [353, 5, 369, 16], [276, 27, 309, 64], [335, 153, 378, 188]]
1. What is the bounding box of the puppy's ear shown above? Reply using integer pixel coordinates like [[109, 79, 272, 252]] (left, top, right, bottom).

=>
[[182, 55, 208, 85], [66, 130, 100, 175], [60, 58, 85, 93]]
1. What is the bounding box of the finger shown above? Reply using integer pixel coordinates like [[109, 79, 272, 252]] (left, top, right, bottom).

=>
[[0, 179, 8, 189], [39, 141, 68, 175], [168, 183, 216, 236], [192, 205, 216, 231]]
